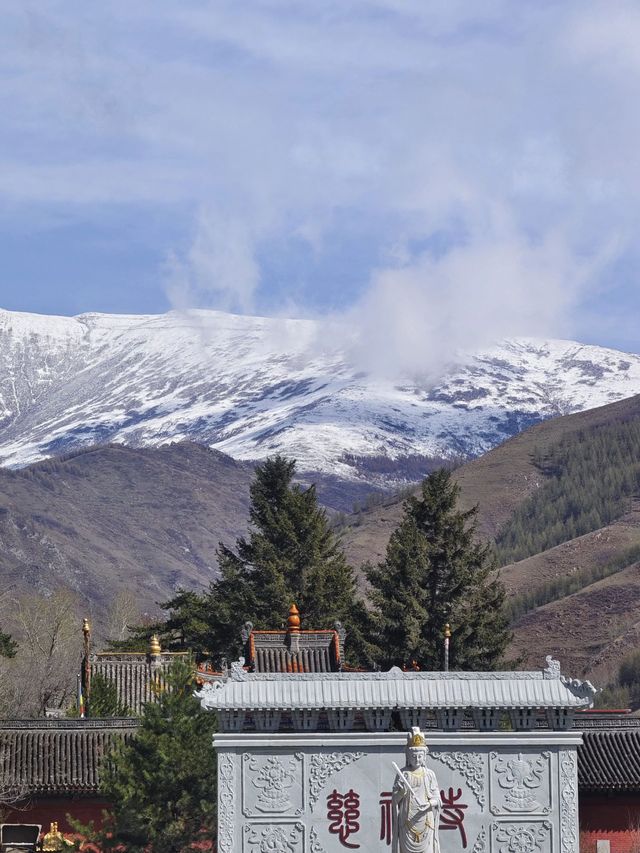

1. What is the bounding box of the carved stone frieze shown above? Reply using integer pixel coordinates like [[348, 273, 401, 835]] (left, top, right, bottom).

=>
[[243, 753, 303, 817], [217, 752, 235, 853], [490, 752, 550, 814], [492, 821, 551, 853], [250, 756, 296, 812], [431, 750, 486, 807], [471, 825, 487, 853], [308, 751, 364, 809], [309, 827, 327, 853], [243, 822, 303, 853], [559, 750, 578, 853]]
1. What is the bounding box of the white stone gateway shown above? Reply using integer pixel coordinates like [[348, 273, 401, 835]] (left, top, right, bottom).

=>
[[198, 657, 595, 853]]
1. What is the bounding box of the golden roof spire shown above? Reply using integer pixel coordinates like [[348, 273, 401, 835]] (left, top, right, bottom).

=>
[[287, 604, 301, 632], [149, 634, 162, 656]]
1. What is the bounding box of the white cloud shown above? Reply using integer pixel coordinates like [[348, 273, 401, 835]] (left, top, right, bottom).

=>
[[1, 1, 639, 360]]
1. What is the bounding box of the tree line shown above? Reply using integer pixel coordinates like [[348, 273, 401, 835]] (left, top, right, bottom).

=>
[[495, 420, 640, 566], [121, 455, 511, 672], [75, 455, 511, 853]]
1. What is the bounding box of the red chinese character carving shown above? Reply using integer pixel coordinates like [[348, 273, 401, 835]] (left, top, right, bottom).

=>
[[327, 788, 361, 848], [439, 787, 468, 848], [380, 791, 393, 846]]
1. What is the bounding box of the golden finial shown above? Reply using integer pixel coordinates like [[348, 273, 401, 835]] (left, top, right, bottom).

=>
[[42, 821, 69, 852], [82, 618, 90, 636], [149, 634, 162, 656], [444, 623, 451, 639], [287, 604, 301, 632]]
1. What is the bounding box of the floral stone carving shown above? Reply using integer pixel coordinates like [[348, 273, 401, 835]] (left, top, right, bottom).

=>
[[560, 751, 578, 853], [248, 755, 297, 812], [471, 826, 487, 853], [309, 827, 327, 853], [493, 753, 549, 813], [430, 750, 486, 807], [308, 751, 364, 809], [217, 753, 235, 853], [244, 823, 303, 853], [492, 821, 551, 853]]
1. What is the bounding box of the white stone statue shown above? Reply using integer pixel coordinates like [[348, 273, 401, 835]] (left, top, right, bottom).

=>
[[392, 727, 441, 853]]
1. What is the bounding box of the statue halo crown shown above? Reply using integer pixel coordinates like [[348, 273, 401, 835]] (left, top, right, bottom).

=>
[[407, 726, 427, 748]]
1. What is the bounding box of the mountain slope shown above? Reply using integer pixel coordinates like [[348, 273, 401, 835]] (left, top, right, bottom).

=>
[[2, 308, 640, 503], [341, 393, 640, 680], [0, 443, 253, 619]]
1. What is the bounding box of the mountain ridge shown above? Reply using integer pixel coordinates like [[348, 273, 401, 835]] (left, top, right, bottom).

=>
[[2, 307, 640, 504]]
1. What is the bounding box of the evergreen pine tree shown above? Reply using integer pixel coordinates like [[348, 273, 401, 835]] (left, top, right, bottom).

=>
[[156, 456, 372, 666], [87, 673, 131, 717], [367, 468, 511, 670], [86, 658, 216, 853]]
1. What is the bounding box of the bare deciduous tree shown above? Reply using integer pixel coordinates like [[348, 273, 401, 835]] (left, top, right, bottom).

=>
[[0, 589, 82, 717]]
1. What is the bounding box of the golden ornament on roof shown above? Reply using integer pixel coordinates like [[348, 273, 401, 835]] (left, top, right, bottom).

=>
[[149, 634, 162, 656], [42, 822, 72, 852], [287, 603, 301, 632]]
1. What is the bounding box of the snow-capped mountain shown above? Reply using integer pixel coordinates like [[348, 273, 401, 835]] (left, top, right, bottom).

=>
[[1, 307, 640, 487]]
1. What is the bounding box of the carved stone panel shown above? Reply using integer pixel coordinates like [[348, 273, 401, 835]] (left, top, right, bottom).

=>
[[431, 750, 487, 808], [559, 750, 579, 853], [308, 751, 364, 810], [489, 751, 551, 816], [491, 820, 552, 853], [242, 752, 304, 817], [217, 752, 236, 853], [243, 821, 304, 853]]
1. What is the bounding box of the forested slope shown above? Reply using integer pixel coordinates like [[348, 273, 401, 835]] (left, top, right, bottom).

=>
[[341, 393, 640, 680]]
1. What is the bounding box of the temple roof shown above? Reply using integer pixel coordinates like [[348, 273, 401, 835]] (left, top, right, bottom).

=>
[[0, 719, 139, 796], [242, 605, 344, 673], [578, 717, 640, 791], [199, 658, 596, 712]]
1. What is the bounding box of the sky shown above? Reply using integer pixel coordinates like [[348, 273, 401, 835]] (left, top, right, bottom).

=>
[[1, 1, 640, 360]]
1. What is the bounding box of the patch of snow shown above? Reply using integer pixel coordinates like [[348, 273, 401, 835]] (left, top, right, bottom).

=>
[[0, 308, 639, 486]]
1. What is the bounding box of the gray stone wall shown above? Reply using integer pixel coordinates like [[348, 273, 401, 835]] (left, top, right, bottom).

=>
[[214, 731, 581, 853]]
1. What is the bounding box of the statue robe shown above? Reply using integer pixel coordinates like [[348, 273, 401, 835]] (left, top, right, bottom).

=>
[[392, 765, 441, 853]]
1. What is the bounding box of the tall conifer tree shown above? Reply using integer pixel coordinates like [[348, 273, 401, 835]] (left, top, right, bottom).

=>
[[85, 658, 217, 853], [157, 456, 371, 665], [367, 469, 511, 670]]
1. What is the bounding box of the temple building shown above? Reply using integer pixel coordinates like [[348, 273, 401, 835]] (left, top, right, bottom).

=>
[[2, 607, 640, 853], [0, 718, 139, 833], [578, 712, 640, 853], [199, 606, 597, 853], [241, 604, 345, 673], [82, 620, 188, 715]]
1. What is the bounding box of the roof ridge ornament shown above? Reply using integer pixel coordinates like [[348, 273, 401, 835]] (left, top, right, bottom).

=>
[[287, 604, 301, 632], [544, 655, 561, 679], [230, 657, 248, 680]]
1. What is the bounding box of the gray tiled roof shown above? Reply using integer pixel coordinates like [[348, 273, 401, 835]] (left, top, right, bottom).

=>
[[0, 719, 139, 796], [199, 664, 597, 712], [578, 724, 640, 790], [89, 652, 187, 714], [248, 630, 341, 673]]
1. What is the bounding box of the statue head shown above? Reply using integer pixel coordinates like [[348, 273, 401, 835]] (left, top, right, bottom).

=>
[[406, 726, 429, 768]]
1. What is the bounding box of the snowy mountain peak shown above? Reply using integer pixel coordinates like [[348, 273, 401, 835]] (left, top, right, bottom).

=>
[[1, 307, 639, 487]]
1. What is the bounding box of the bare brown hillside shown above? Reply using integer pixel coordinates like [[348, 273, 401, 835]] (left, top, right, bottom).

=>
[[0, 443, 253, 622], [510, 562, 640, 683]]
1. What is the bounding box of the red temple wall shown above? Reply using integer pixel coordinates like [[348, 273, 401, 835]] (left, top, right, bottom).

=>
[[581, 793, 640, 853], [1, 797, 111, 837]]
